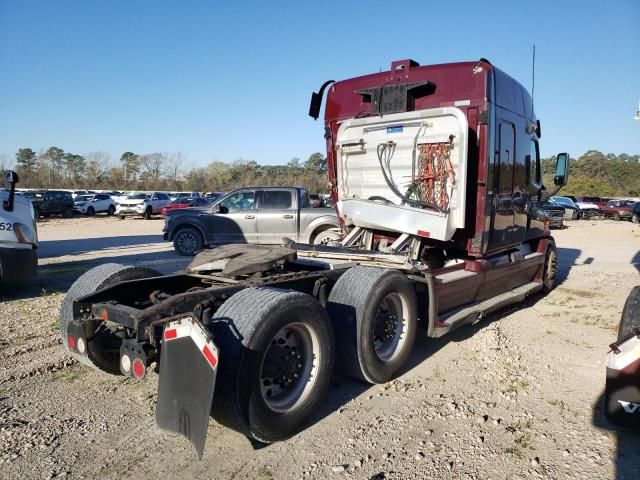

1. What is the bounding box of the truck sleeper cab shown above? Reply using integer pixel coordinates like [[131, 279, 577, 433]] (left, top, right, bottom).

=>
[[59, 58, 569, 457]]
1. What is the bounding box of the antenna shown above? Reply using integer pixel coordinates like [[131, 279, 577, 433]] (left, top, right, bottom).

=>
[[531, 44, 536, 116], [635, 98, 640, 122]]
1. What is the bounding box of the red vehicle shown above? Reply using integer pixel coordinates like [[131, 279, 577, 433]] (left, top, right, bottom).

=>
[[60, 58, 569, 456], [160, 197, 210, 216], [601, 199, 635, 221]]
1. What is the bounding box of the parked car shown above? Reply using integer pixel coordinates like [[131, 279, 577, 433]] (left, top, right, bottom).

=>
[[73, 193, 116, 216], [160, 197, 211, 216], [550, 196, 580, 220], [309, 193, 326, 208], [170, 191, 201, 201], [631, 202, 640, 224], [116, 192, 172, 219], [163, 186, 340, 255], [602, 200, 635, 221], [572, 196, 602, 219], [204, 191, 226, 200], [536, 200, 565, 229], [24, 190, 74, 218]]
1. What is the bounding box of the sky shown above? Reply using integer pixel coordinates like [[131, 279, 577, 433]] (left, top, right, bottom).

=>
[[0, 0, 639, 169]]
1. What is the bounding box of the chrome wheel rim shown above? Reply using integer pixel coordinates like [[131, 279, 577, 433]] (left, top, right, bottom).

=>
[[177, 232, 197, 253], [372, 293, 409, 362], [259, 322, 320, 413]]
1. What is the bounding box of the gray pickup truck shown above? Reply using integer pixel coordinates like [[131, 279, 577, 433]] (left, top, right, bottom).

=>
[[163, 186, 340, 255]]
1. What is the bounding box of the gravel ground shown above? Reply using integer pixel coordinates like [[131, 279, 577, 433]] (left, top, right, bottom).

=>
[[1, 217, 639, 479]]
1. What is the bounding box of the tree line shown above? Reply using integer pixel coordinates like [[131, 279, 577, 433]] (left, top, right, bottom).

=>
[[541, 150, 640, 197], [3, 148, 329, 193], [2, 147, 639, 197]]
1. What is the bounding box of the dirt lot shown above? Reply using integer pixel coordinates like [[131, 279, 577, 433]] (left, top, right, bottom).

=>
[[1, 217, 639, 480]]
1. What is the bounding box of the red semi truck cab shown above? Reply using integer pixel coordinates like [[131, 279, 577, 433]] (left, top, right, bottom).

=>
[[313, 58, 566, 258]]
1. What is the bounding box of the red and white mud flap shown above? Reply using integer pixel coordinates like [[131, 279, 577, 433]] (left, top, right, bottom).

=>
[[605, 331, 640, 428], [156, 316, 219, 459]]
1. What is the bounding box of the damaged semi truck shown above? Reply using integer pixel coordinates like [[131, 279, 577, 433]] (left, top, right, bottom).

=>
[[60, 58, 569, 457]]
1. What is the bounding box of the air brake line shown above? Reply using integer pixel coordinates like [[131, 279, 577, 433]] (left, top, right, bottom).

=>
[[376, 142, 443, 213]]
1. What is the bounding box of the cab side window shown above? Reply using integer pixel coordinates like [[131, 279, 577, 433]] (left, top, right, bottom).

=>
[[262, 190, 293, 209], [527, 140, 541, 187]]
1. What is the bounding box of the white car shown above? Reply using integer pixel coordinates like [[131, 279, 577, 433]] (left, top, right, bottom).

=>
[[73, 194, 116, 216], [116, 192, 172, 219]]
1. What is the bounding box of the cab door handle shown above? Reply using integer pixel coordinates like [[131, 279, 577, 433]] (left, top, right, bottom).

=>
[[245, 215, 255, 219], [283, 214, 294, 219]]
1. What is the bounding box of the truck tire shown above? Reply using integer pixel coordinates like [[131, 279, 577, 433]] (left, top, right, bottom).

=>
[[210, 287, 334, 443], [312, 228, 342, 245], [144, 207, 152, 220], [87, 206, 95, 216], [173, 227, 203, 256], [327, 266, 417, 384], [60, 263, 161, 374], [542, 239, 557, 293], [618, 286, 640, 341]]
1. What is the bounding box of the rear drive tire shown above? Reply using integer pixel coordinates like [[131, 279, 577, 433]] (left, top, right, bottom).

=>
[[542, 239, 558, 293], [60, 263, 161, 373], [210, 287, 334, 443], [618, 286, 640, 341], [327, 266, 417, 384], [173, 227, 203, 256]]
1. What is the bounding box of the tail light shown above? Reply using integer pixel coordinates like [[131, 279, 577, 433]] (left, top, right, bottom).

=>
[[132, 358, 146, 380]]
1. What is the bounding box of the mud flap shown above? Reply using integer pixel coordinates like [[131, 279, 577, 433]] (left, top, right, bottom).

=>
[[605, 330, 640, 428], [156, 316, 219, 458]]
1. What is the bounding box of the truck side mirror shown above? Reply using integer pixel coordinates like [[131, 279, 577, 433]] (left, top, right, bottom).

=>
[[554, 153, 569, 186], [3, 170, 19, 212], [215, 204, 228, 214]]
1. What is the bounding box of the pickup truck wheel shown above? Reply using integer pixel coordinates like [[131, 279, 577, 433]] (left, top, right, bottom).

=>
[[62, 207, 73, 218], [144, 207, 152, 220], [59, 263, 161, 374], [86, 206, 95, 216], [542, 240, 558, 293], [173, 227, 203, 256], [107, 205, 115, 215], [312, 228, 342, 245], [327, 266, 417, 384], [618, 286, 640, 341], [210, 287, 334, 443]]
